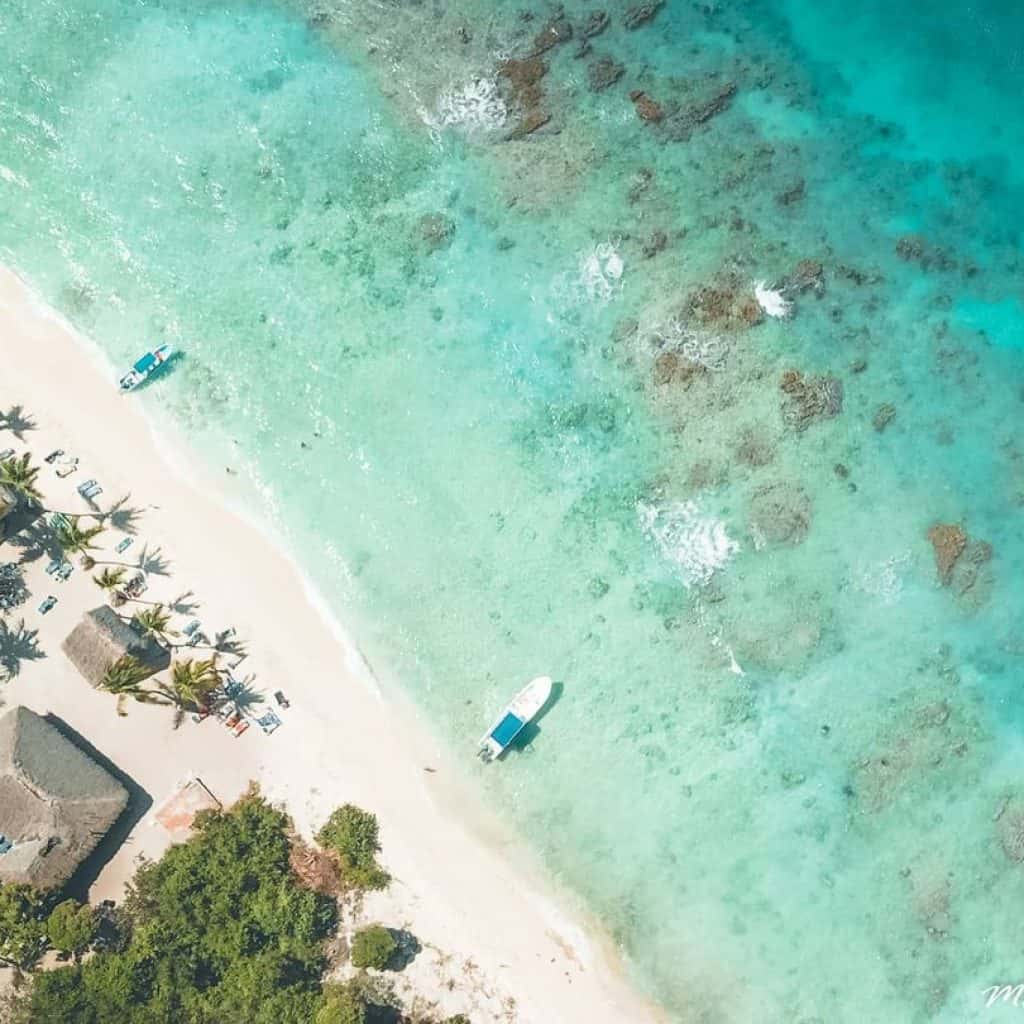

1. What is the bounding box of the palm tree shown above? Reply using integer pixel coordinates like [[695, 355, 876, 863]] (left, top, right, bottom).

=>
[[93, 566, 127, 607], [165, 656, 221, 708], [156, 656, 222, 728], [98, 656, 170, 716], [54, 516, 104, 570], [132, 604, 177, 645], [0, 453, 43, 507]]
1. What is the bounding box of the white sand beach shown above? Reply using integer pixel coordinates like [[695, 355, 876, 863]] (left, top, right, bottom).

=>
[[0, 267, 663, 1023]]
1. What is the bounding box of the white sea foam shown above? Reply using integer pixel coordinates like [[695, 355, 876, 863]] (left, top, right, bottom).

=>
[[420, 78, 507, 136], [0, 165, 29, 189], [649, 316, 728, 370], [578, 242, 624, 302], [754, 280, 792, 319], [856, 553, 910, 605], [638, 500, 739, 588]]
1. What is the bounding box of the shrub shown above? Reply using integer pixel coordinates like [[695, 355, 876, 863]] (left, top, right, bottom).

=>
[[315, 805, 390, 891], [349, 924, 396, 970], [314, 982, 366, 1024], [46, 899, 97, 957]]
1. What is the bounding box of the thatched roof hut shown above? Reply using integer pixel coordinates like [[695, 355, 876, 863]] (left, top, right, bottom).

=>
[[62, 605, 170, 687], [0, 706, 129, 889]]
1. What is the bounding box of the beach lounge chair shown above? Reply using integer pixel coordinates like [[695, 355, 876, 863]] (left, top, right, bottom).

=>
[[76, 479, 97, 496], [182, 619, 201, 637], [45, 559, 61, 577], [48, 512, 71, 532], [56, 561, 73, 582], [81, 484, 103, 501], [44, 449, 64, 464], [115, 536, 133, 554], [273, 690, 290, 709], [38, 595, 57, 614], [55, 462, 78, 478], [232, 720, 250, 738], [257, 711, 282, 735]]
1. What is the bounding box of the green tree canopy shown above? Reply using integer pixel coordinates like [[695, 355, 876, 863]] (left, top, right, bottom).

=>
[[315, 805, 390, 891], [0, 883, 48, 969], [19, 794, 337, 1022], [314, 982, 366, 1024], [45, 899, 98, 957]]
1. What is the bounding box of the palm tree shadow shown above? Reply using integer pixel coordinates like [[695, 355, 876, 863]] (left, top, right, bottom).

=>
[[227, 679, 265, 716], [136, 544, 171, 577], [102, 495, 145, 535], [168, 590, 200, 616], [0, 618, 46, 682], [6, 514, 60, 565], [0, 405, 37, 440]]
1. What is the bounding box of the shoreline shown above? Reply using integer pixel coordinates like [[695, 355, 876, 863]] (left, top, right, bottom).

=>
[[0, 264, 665, 1023]]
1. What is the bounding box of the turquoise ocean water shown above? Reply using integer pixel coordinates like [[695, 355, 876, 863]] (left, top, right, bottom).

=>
[[2, 2, 1023, 1019]]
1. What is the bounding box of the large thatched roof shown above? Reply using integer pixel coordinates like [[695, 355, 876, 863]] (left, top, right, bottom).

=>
[[0, 706, 129, 889], [62, 605, 170, 687]]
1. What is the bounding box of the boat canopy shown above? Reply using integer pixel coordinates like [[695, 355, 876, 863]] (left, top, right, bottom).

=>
[[133, 352, 157, 374], [490, 712, 525, 747]]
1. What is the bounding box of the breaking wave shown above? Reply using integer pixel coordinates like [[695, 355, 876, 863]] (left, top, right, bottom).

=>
[[637, 500, 739, 588]]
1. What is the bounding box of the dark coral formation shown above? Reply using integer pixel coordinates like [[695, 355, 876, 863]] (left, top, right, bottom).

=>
[[498, 55, 550, 139], [624, 1, 665, 30], [995, 796, 1024, 862], [630, 90, 664, 123], [652, 351, 705, 389], [417, 213, 455, 251], [747, 481, 812, 546], [926, 523, 967, 584], [872, 403, 897, 432], [588, 55, 625, 92], [531, 12, 573, 55], [779, 370, 844, 430], [684, 270, 763, 331]]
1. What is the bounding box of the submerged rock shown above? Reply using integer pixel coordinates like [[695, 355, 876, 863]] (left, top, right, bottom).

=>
[[641, 230, 668, 258], [996, 796, 1024, 862], [581, 11, 610, 38], [588, 55, 625, 92], [531, 12, 573, 55], [652, 351, 704, 389], [629, 90, 664, 123], [779, 370, 844, 431], [747, 481, 812, 547], [661, 82, 738, 141], [624, 0, 664, 30], [417, 213, 455, 251], [927, 523, 967, 584], [872, 403, 897, 432]]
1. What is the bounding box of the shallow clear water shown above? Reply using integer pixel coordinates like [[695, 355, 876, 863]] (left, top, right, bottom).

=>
[[2, 1, 1024, 1020]]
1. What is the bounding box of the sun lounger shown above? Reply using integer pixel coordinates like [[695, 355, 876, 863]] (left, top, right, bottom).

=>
[[257, 711, 282, 735], [182, 619, 201, 637], [56, 561, 73, 582], [115, 536, 133, 554], [274, 690, 290, 709], [44, 449, 64, 464], [76, 479, 97, 496], [55, 462, 78, 478], [45, 560, 61, 577], [232, 720, 250, 738], [38, 595, 57, 614], [49, 512, 71, 532]]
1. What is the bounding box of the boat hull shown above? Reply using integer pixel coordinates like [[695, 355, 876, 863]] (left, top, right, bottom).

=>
[[479, 675, 553, 762]]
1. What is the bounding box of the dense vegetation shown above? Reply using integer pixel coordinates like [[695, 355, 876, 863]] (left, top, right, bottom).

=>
[[1, 795, 473, 1024], [315, 805, 390, 892]]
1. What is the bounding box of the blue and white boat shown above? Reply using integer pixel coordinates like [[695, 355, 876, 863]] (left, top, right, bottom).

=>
[[478, 675, 553, 763], [119, 344, 173, 391]]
